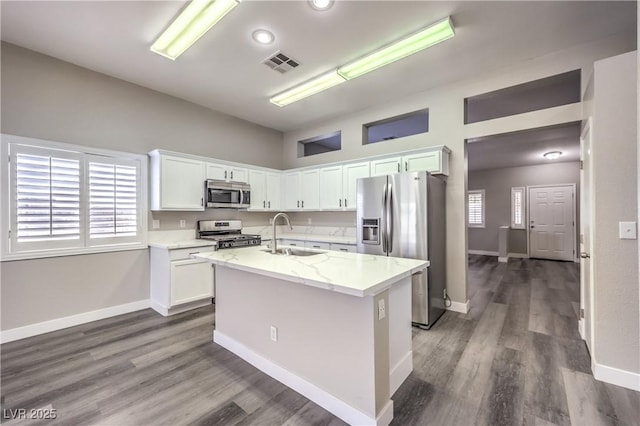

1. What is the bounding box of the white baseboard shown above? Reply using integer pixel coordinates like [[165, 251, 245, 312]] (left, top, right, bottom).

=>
[[150, 299, 211, 317], [498, 256, 509, 263], [214, 330, 387, 426], [508, 252, 529, 259], [594, 362, 640, 391], [447, 299, 470, 314], [0, 299, 151, 344], [578, 319, 585, 340], [389, 350, 413, 395], [468, 250, 499, 256]]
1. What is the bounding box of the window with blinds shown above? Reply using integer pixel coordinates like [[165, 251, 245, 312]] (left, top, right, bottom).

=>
[[511, 187, 525, 229], [468, 190, 485, 228], [88, 159, 138, 241], [5, 139, 146, 258]]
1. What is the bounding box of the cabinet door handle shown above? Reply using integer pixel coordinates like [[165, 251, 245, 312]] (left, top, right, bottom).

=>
[[301, 200, 304, 208], [339, 199, 342, 207], [339, 248, 348, 252], [345, 199, 348, 208], [268, 201, 271, 208], [224, 170, 227, 179], [201, 197, 203, 206], [397, 163, 400, 173], [230, 171, 233, 180], [313, 245, 321, 248], [297, 200, 300, 208], [405, 161, 408, 171], [263, 200, 266, 208]]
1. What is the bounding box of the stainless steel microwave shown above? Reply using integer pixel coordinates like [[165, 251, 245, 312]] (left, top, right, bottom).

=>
[[205, 180, 250, 209]]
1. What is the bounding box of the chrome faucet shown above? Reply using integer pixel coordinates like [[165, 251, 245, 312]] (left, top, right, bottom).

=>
[[271, 212, 293, 254]]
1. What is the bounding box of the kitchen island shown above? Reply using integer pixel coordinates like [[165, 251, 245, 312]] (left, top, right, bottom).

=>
[[193, 246, 428, 426]]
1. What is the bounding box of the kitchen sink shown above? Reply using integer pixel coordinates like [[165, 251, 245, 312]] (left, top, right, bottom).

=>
[[263, 248, 325, 257]]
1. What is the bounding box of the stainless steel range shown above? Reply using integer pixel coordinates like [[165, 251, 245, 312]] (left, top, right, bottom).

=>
[[196, 220, 261, 250]]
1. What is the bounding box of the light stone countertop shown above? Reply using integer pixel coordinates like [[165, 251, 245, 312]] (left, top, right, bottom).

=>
[[261, 233, 357, 245], [193, 245, 428, 297], [148, 239, 217, 250]]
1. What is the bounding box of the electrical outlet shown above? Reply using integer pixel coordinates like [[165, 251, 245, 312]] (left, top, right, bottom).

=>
[[179, 220, 186, 228], [270, 326, 278, 342], [619, 221, 637, 240], [152, 219, 160, 229], [377, 299, 386, 320], [269, 218, 273, 225], [307, 218, 312, 225]]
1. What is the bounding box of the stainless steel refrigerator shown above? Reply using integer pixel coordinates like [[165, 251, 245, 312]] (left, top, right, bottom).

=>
[[356, 171, 446, 329]]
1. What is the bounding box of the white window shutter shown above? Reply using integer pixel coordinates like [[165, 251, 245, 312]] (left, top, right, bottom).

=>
[[468, 190, 485, 228]]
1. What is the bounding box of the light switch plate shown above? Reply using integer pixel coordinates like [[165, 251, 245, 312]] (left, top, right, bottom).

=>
[[152, 220, 160, 229], [619, 221, 637, 240], [377, 299, 386, 320]]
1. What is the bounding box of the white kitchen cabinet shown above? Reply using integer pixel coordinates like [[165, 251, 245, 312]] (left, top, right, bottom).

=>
[[305, 241, 331, 250], [301, 169, 320, 210], [150, 245, 215, 316], [402, 149, 450, 176], [319, 166, 343, 210], [283, 171, 301, 210], [283, 170, 319, 210], [370, 147, 450, 177], [278, 239, 303, 247], [342, 162, 370, 210], [149, 151, 205, 211], [331, 243, 357, 253], [249, 170, 281, 210], [206, 162, 248, 183], [370, 157, 402, 176], [266, 172, 281, 210]]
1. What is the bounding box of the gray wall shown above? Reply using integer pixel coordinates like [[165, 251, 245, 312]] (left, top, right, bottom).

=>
[[468, 162, 580, 255], [0, 43, 283, 331], [590, 52, 638, 375]]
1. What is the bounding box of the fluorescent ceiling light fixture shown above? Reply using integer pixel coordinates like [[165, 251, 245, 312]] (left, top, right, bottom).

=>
[[270, 71, 346, 107], [309, 0, 334, 11], [543, 151, 563, 160], [338, 17, 455, 80], [252, 29, 275, 45], [151, 0, 240, 60]]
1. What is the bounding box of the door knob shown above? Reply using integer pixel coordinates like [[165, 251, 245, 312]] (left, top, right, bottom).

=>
[[530, 225, 535, 228], [580, 252, 590, 259]]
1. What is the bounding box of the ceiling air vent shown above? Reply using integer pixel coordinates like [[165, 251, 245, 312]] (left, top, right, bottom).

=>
[[263, 51, 300, 74]]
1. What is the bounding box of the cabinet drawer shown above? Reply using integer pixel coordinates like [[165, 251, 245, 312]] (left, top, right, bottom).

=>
[[304, 241, 331, 250], [169, 246, 216, 261], [278, 239, 303, 247], [331, 243, 356, 253]]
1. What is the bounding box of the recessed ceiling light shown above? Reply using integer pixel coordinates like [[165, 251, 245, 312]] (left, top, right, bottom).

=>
[[543, 151, 563, 160], [252, 29, 275, 45], [309, 0, 334, 11]]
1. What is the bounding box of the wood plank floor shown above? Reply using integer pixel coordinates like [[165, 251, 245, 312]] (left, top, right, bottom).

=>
[[1, 255, 638, 425]]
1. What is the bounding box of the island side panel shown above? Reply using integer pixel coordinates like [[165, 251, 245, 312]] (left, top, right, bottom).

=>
[[214, 266, 388, 423], [388, 276, 413, 395]]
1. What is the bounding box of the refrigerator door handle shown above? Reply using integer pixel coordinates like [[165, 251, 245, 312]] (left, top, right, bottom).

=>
[[387, 183, 393, 253], [381, 184, 388, 253]]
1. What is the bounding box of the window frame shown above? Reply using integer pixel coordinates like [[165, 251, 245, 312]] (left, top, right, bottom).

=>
[[510, 186, 525, 229], [467, 189, 485, 228], [1, 134, 148, 261]]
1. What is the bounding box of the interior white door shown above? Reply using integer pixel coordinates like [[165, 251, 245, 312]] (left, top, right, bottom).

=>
[[529, 185, 576, 261], [580, 120, 593, 352]]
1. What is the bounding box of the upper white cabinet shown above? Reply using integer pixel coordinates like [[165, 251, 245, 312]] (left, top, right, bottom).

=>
[[342, 162, 370, 210], [206, 162, 248, 183], [319, 166, 343, 210], [283, 170, 319, 210], [249, 170, 281, 211], [371, 147, 450, 177], [149, 151, 204, 211], [319, 162, 369, 211]]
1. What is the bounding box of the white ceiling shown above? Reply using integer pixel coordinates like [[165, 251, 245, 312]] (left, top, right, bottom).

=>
[[467, 122, 581, 171], [1, 1, 636, 133]]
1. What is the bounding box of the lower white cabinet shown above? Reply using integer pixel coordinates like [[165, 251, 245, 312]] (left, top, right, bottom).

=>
[[150, 245, 215, 316], [331, 243, 357, 253], [304, 241, 331, 250]]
